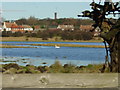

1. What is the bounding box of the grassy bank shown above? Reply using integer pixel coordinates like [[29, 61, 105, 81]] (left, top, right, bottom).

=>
[[1, 61, 106, 74], [0, 43, 106, 48], [27, 43, 106, 48], [0, 44, 35, 48], [1, 37, 103, 42]]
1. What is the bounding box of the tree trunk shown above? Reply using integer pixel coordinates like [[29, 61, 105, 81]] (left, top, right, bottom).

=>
[[101, 19, 120, 72], [109, 32, 120, 72], [107, 18, 120, 72]]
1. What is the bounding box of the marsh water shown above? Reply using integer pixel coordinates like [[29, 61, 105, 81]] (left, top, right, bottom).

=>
[[1, 41, 106, 66]]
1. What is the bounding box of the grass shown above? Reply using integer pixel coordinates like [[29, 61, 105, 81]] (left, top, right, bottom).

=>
[[0, 44, 35, 48], [0, 43, 106, 48], [1, 37, 105, 48], [1, 37, 103, 42], [27, 43, 106, 48], [2, 61, 106, 74]]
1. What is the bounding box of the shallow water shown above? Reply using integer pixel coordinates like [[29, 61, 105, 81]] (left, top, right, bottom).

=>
[[2, 41, 105, 46], [1, 41, 106, 66]]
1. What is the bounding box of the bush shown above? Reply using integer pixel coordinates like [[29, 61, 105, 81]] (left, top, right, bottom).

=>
[[49, 61, 64, 73], [63, 63, 78, 73], [37, 66, 49, 73], [12, 31, 24, 37], [3, 63, 20, 70]]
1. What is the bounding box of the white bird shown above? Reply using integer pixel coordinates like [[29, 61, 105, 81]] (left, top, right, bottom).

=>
[[55, 45, 60, 48]]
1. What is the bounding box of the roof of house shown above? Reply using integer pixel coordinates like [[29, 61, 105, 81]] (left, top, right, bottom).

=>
[[5, 22, 18, 28], [80, 25, 93, 31], [22, 25, 32, 28], [57, 25, 74, 30], [11, 25, 24, 28]]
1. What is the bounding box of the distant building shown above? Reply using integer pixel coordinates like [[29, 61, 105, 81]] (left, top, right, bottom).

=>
[[22, 25, 33, 31], [80, 25, 93, 32], [3, 22, 18, 31], [2, 22, 33, 33], [0, 24, 3, 31], [54, 12, 57, 19], [93, 26, 101, 37], [11, 25, 24, 33], [57, 25, 74, 31]]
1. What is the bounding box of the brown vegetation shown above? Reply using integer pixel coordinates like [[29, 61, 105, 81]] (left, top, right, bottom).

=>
[[1, 61, 105, 74]]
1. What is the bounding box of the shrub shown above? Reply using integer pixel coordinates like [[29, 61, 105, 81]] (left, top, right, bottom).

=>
[[37, 66, 49, 73], [3, 63, 20, 70], [63, 63, 77, 73], [49, 60, 64, 73]]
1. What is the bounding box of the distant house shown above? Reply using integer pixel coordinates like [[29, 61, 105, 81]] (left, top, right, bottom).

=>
[[80, 25, 93, 32], [22, 25, 33, 32], [11, 25, 24, 33], [0, 24, 3, 31], [2, 22, 33, 33], [57, 25, 74, 31], [93, 27, 101, 37], [3, 22, 18, 31]]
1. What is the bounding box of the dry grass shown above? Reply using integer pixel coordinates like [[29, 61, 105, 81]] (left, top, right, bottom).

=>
[[1, 37, 103, 42], [27, 43, 106, 48], [0, 44, 35, 48], [1, 37, 42, 42]]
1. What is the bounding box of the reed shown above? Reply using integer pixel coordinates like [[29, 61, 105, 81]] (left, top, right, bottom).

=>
[[0, 44, 35, 48], [28, 43, 106, 48], [2, 37, 103, 42]]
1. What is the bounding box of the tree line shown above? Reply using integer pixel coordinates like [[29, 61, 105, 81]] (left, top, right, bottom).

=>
[[2, 29, 93, 40], [15, 16, 94, 27]]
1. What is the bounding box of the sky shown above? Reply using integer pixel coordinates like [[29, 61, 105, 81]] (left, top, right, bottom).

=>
[[1, 0, 120, 2], [1, 0, 119, 20], [1, 2, 92, 20]]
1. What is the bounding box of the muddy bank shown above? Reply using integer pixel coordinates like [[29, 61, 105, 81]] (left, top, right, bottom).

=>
[[1, 73, 118, 88]]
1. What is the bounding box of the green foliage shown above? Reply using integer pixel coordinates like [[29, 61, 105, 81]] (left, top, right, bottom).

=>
[[87, 64, 93, 68]]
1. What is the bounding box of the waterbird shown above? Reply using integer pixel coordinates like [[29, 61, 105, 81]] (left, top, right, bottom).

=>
[[55, 45, 60, 48]]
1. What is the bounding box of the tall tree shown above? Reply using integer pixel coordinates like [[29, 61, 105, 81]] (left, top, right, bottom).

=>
[[78, 1, 120, 72]]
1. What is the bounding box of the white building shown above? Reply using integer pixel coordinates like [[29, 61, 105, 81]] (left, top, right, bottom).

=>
[[0, 24, 3, 31], [2, 22, 33, 32], [57, 25, 74, 31], [3, 22, 17, 31], [22, 25, 33, 31]]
